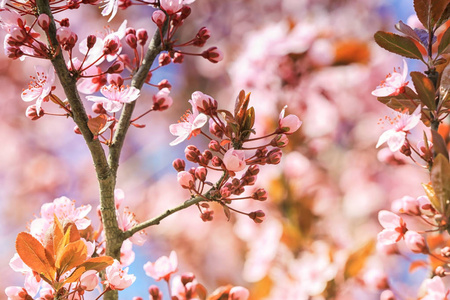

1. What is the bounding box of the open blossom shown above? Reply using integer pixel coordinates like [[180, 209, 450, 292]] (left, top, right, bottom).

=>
[[143, 251, 178, 281], [278, 106, 302, 134], [376, 105, 421, 152], [372, 59, 409, 97], [169, 100, 208, 146], [21, 65, 55, 115], [377, 210, 408, 245], [86, 84, 140, 113], [152, 88, 173, 111], [160, 0, 195, 14], [423, 276, 449, 300], [104, 260, 135, 290], [223, 148, 246, 172], [5, 286, 30, 300]]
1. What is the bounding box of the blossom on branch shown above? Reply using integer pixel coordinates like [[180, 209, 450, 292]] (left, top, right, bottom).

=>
[[376, 105, 421, 152], [377, 210, 408, 245], [143, 251, 178, 281], [21, 65, 55, 115], [169, 99, 208, 146], [372, 59, 409, 97], [86, 84, 140, 113], [104, 260, 135, 290]]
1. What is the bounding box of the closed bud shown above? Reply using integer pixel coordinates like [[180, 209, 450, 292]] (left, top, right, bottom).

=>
[[266, 148, 282, 164], [103, 35, 120, 55], [74, 125, 81, 134], [400, 143, 411, 156], [202, 150, 213, 160], [173, 52, 184, 63], [136, 28, 148, 45], [242, 175, 256, 186], [60, 18, 70, 27], [152, 88, 173, 111], [435, 266, 446, 277], [86, 35, 97, 49], [177, 171, 194, 189], [404, 231, 428, 254], [200, 209, 214, 222], [37, 14, 50, 31], [106, 60, 125, 74], [246, 165, 259, 176], [172, 158, 186, 171], [193, 27, 210, 47], [185, 145, 200, 162], [125, 33, 137, 49], [209, 120, 224, 138], [107, 74, 124, 86], [181, 272, 195, 285], [180, 6, 191, 19], [158, 52, 171, 66], [5, 46, 23, 59], [92, 102, 107, 114], [271, 134, 289, 147], [201, 47, 223, 63], [211, 156, 222, 167], [252, 188, 267, 201], [152, 10, 166, 27], [149, 285, 162, 300], [125, 27, 136, 36], [195, 167, 207, 181], [26, 105, 44, 120], [208, 140, 221, 152], [249, 210, 265, 223], [157, 79, 171, 90]]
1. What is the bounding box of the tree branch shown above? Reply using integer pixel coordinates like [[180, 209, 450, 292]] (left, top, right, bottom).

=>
[[123, 195, 204, 239], [108, 22, 168, 176]]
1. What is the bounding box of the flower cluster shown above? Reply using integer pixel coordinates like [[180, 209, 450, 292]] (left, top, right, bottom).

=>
[[171, 90, 301, 223]]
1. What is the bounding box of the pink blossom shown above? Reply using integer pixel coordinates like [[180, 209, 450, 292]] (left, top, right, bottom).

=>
[[5, 286, 29, 300], [171, 274, 200, 299], [177, 171, 194, 189], [100, 0, 119, 22], [117, 208, 146, 246], [169, 100, 208, 146], [152, 10, 166, 26], [143, 251, 178, 281], [376, 105, 422, 152], [80, 270, 99, 291], [120, 239, 135, 267], [278, 106, 302, 134], [159, 0, 191, 14], [21, 65, 55, 115], [223, 148, 246, 172], [86, 84, 140, 113], [190, 91, 217, 114], [372, 59, 409, 97], [377, 210, 408, 245], [0, 9, 23, 32], [423, 276, 449, 300], [398, 195, 421, 215], [201, 46, 224, 63], [104, 260, 136, 290], [152, 88, 173, 111], [229, 286, 250, 300], [404, 230, 428, 254]]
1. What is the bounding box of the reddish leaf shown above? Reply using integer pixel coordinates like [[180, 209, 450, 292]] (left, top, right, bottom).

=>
[[409, 260, 429, 272], [422, 182, 442, 213], [411, 71, 436, 110], [374, 31, 424, 61], [207, 285, 233, 300], [432, 130, 449, 160], [343, 240, 375, 280], [377, 87, 421, 112], [16, 232, 55, 281], [55, 240, 87, 274], [439, 26, 450, 55], [87, 114, 112, 136], [395, 21, 421, 43], [65, 256, 114, 283], [432, 0, 450, 27]]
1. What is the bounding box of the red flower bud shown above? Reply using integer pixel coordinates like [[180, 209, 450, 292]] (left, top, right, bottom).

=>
[[26, 105, 44, 120], [172, 158, 186, 172]]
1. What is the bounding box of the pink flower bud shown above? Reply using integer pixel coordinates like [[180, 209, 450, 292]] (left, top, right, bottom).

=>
[[60, 18, 70, 27], [172, 158, 185, 172], [87, 34, 97, 49], [149, 285, 162, 300], [56, 26, 72, 44], [195, 167, 207, 181], [279, 113, 302, 134], [180, 6, 191, 19], [271, 134, 289, 147], [126, 27, 136, 35], [177, 171, 194, 189], [26, 104, 44, 120], [103, 35, 121, 55], [74, 125, 81, 134], [158, 52, 172, 66], [125, 33, 137, 49], [211, 156, 222, 167], [223, 148, 246, 172], [185, 145, 200, 162], [80, 270, 99, 291], [152, 88, 173, 111], [107, 74, 124, 86], [201, 209, 214, 221], [252, 188, 267, 201], [191, 91, 217, 115], [154, 80, 170, 91], [5, 286, 29, 299], [229, 286, 250, 300], [399, 196, 421, 216], [208, 140, 221, 151], [118, 0, 132, 9], [246, 165, 259, 176], [106, 60, 125, 74], [249, 210, 265, 223], [193, 27, 210, 47], [136, 28, 148, 45], [220, 186, 232, 198], [380, 290, 396, 300], [363, 269, 389, 290], [92, 102, 107, 114], [160, 0, 183, 14], [5, 46, 23, 59], [201, 46, 224, 63], [37, 14, 50, 31], [266, 148, 282, 164], [404, 231, 428, 254], [173, 52, 184, 63], [209, 119, 224, 138], [152, 10, 167, 26]]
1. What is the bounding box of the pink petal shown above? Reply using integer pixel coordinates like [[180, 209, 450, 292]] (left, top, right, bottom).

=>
[[21, 88, 42, 102], [371, 86, 396, 97], [377, 229, 400, 245], [387, 131, 406, 152], [378, 210, 401, 229], [376, 129, 393, 148]]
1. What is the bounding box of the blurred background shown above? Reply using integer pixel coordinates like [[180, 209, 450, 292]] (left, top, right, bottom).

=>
[[0, 0, 436, 299]]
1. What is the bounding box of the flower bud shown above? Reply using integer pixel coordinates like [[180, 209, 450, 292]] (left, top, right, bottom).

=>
[[185, 145, 200, 162], [157, 79, 172, 90], [249, 210, 265, 223], [399, 196, 421, 216], [60, 18, 70, 27], [271, 134, 289, 147], [200, 209, 214, 222], [201, 47, 223, 63], [173, 52, 184, 63], [125, 33, 137, 49], [26, 105, 44, 120], [180, 6, 191, 19], [152, 88, 173, 111], [380, 290, 396, 300], [177, 171, 194, 189], [118, 0, 132, 9], [146, 72, 153, 83], [400, 143, 411, 156], [158, 52, 171, 66], [136, 28, 148, 45], [172, 158, 186, 172], [229, 286, 249, 300], [5, 46, 23, 59], [86, 35, 97, 49], [92, 102, 107, 115], [125, 27, 136, 36], [223, 149, 246, 172], [74, 125, 81, 134], [209, 119, 224, 138], [208, 140, 221, 152], [246, 165, 260, 176], [404, 231, 428, 254], [103, 35, 121, 55], [152, 10, 167, 27], [107, 74, 124, 86], [149, 285, 162, 300], [193, 27, 210, 47], [211, 156, 222, 167], [278, 112, 301, 134], [435, 266, 446, 277], [181, 272, 195, 285], [195, 167, 207, 181], [191, 91, 217, 115], [37, 14, 50, 31], [252, 188, 267, 201], [266, 148, 282, 164], [106, 60, 125, 74]]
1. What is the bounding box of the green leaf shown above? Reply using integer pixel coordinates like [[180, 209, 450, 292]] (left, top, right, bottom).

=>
[[410, 71, 436, 110], [439, 26, 450, 55], [431, 154, 450, 215], [374, 31, 424, 61], [432, 129, 449, 160]]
